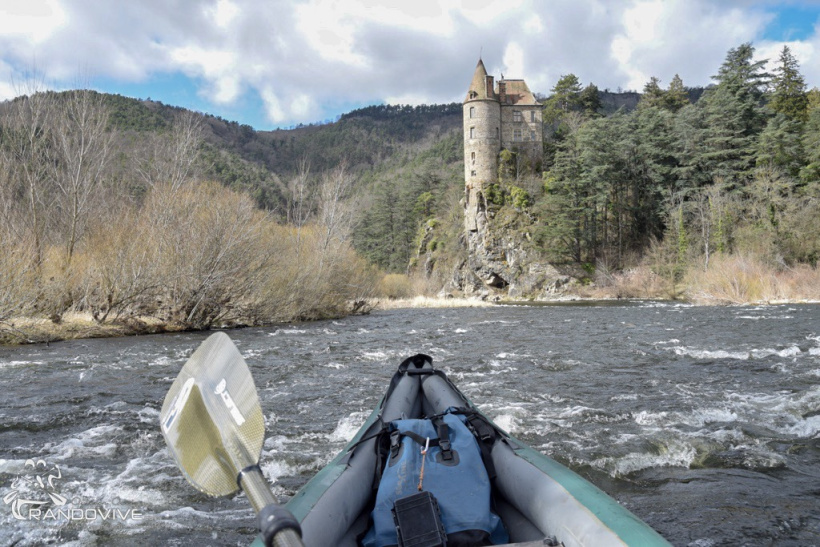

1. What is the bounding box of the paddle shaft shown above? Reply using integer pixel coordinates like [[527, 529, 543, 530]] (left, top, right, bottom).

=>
[[240, 466, 303, 547]]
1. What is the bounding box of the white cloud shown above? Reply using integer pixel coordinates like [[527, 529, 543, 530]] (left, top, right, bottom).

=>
[[502, 42, 525, 80], [0, 0, 818, 127], [207, 0, 239, 29], [609, 0, 772, 91], [0, 0, 66, 44], [170, 46, 240, 103]]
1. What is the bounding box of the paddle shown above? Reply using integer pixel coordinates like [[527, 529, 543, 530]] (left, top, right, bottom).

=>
[[160, 331, 303, 547]]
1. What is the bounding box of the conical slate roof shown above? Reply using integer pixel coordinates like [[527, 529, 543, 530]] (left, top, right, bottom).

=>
[[465, 59, 495, 102]]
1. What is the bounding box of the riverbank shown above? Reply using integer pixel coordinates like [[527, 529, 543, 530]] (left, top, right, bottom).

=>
[[0, 313, 189, 345], [4, 289, 819, 346]]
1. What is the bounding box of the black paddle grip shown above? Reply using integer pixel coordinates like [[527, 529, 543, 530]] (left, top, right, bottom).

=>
[[259, 503, 303, 547]]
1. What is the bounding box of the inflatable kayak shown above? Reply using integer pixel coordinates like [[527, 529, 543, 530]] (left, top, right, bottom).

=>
[[272, 354, 671, 547]]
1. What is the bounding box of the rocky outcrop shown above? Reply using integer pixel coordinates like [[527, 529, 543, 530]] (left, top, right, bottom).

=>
[[448, 202, 576, 299]]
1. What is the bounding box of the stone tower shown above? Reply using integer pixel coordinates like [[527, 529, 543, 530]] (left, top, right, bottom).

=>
[[463, 59, 542, 232]]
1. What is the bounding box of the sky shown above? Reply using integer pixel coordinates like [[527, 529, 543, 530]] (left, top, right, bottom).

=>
[[1, 0, 819, 130]]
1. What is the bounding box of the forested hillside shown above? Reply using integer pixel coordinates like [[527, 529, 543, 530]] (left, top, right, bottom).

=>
[[2, 40, 818, 343]]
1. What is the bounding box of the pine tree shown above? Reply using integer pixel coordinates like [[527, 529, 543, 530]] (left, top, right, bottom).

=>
[[769, 46, 808, 122], [757, 113, 805, 178], [543, 74, 584, 131], [800, 105, 820, 184], [698, 43, 770, 187], [580, 83, 603, 119], [639, 77, 666, 110], [665, 75, 689, 112]]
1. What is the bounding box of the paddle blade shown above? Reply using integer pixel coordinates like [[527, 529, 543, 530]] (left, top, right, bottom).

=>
[[160, 332, 266, 497]]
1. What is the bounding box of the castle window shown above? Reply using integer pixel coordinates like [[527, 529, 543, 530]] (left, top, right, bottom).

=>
[[471, 152, 475, 164], [495, 127, 499, 138], [530, 111, 536, 122], [470, 127, 475, 139], [513, 110, 522, 122], [471, 170, 477, 177], [530, 131, 536, 141], [469, 91, 478, 99], [469, 106, 475, 118], [513, 129, 523, 142]]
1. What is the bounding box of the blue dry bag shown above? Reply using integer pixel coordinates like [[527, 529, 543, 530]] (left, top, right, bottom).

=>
[[362, 409, 508, 547]]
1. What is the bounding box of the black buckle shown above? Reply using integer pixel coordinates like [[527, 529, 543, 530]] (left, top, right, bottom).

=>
[[390, 430, 401, 458], [469, 416, 494, 442], [439, 439, 452, 460]]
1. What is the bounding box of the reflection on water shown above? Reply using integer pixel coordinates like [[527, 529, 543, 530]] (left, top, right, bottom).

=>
[[1, 302, 819, 546]]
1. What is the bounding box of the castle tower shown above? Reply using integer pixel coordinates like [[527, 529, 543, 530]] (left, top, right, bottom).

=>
[[463, 59, 542, 232], [463, 59, 500, 231]]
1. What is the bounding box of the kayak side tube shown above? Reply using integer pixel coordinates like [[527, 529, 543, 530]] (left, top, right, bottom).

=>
[[420, 370, 671, 547]]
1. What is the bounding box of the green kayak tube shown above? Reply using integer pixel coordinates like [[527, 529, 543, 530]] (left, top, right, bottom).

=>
[[252, 354, 671, 547]]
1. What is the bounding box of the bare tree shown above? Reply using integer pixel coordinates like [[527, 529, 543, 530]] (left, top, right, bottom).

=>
[[317, 161, 355, 255], [135, 109, 203, 190], [51, 89, 112, 263], [0, 73, 55, 269]]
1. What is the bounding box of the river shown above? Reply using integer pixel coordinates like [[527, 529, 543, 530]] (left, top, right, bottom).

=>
[[1, 302, 818, 546]]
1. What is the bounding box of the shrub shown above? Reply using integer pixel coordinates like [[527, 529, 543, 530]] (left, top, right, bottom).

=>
[[377, 274, 414, 299]]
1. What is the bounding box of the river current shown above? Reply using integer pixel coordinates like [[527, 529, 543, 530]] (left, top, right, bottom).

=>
[[1, 302, 818, 546]]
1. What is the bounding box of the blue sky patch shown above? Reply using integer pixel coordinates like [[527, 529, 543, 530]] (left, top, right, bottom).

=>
[[761, 5, 820, 41]]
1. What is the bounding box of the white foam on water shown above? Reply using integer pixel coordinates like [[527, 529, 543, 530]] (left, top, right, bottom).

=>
[[672, 346, 751, 360], [148, 355, 172, 366], [360, 350, 386, 361], [259, 454, 327, 485], [0, 360, 45, 369], [328, 411, 369, 442], [492, 414, 517, 434], [454, 328, 469, 333], [241, 348, 264, 359], [610, 393, 638, 402], [750, 346, 802, 358], [45, 424, 122, 460], [634, 410, 669, 426], [495, 352, 530, 359], [137, 406, 160, 424], [268, 328, 307, 336], [264, 434, 289, 452], [324, 362, 346, 369], [681, 407, 739, 427], [593, 439, 697, 475], [784, 414, 820, 437], [671, 344, 806, 361]]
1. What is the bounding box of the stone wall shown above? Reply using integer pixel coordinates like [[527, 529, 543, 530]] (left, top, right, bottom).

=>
[[500, 104, 542, 165]]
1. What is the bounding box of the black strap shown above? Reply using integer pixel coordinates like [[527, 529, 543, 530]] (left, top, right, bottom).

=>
[[432, 417, 453, 461]]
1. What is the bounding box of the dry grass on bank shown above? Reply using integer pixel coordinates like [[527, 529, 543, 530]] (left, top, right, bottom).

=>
[[684, 254, 820, 304], [578, 254, 820, 305], [372, 296, 495, 310]]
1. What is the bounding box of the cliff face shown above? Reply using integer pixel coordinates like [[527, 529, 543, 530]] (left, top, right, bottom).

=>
[[446, 199, 575, 299]]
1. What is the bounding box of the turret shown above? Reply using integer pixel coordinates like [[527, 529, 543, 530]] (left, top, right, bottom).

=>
[[463, 59, 501, 186], [463, 59, 501, 231]]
